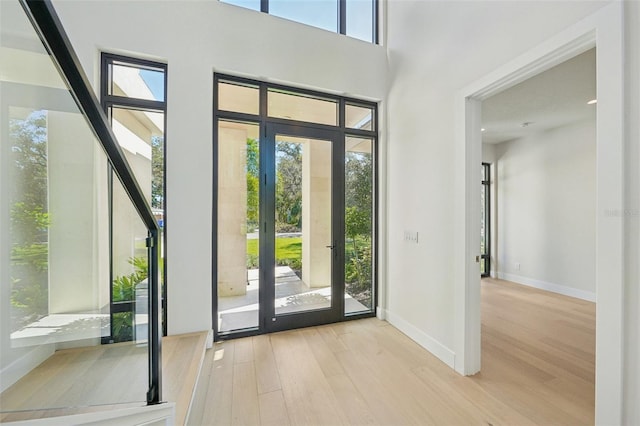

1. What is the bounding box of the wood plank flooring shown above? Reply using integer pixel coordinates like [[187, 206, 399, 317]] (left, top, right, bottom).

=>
[[188, 278, 595, 425], [0, 331, 208, 424]]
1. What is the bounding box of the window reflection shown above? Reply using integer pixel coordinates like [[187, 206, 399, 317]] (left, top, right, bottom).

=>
[[268, 89, 338, 126], [347, 0, 374, 42]]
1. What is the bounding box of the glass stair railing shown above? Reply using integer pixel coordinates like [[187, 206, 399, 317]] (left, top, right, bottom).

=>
[[0, 0, 162, 421]]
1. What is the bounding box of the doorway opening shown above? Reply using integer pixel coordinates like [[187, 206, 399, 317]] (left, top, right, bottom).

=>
[[456, 4, 624, 422], [479, 48, 597, 421]]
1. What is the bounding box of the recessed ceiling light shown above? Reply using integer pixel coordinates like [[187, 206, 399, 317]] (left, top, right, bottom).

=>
[[481, 128, 486, 132], [587, 99, 597, 105]]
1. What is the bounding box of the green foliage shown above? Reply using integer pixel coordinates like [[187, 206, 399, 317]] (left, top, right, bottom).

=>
[[246, 253, 259, 269], [246, 138, 260, 229], [112, 312, 133, 343], [10, 276, 48, 313], [111, 257, 148, 342], [275, 142, 302, 231], [10, 202, 50, 245], [275, 238, 302, 260], [344, 150, 373, 306], [345, 151, 372, 211], [9, 111, 50, 330], [279, 257, 302, 272], [345, 240, 372, 289], [246, 175, 259, 228], [11, 243, 49, 318], [11, 243, 48, 271], [345, 206, 370, 239], [112, 257, 148, 303], [246, 238, 302, 268], [151, 136, 164, 209], [246, 138, 259, 176], [10, 111, 48, 207]]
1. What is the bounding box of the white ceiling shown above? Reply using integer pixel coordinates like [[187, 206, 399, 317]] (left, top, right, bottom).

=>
[[482, 48, 596, 145]]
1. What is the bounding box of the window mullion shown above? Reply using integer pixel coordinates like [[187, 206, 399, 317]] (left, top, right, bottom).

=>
[[338, 0, 346, 35]]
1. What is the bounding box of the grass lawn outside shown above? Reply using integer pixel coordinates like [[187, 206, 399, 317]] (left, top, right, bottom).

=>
[[247, 237, 302, 261], [246, 235, 372, 308]]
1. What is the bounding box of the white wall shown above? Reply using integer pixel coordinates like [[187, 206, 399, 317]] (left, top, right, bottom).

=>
[[482, 143, 496, 164], [47, 1, 640, 423], [52, 0, 387, 336], [48, 111, 105, 314], [387, 1, 637, 422], [494, 120, 596, 301], [385, 0, 608, 360], [623, 1, 640, 423]]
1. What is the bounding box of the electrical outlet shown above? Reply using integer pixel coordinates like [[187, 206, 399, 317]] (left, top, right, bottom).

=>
[[515, 263, 521, 271]]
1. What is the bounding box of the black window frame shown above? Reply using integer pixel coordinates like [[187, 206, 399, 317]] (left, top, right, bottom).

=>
[[223, 0, 379, 44], [481, 162, 491, 278], [100, 52, 168, 338], [213, 73, 379, 340]]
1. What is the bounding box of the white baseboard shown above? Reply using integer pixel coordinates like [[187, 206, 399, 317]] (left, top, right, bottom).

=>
[[382, 309, 456, 369], [206, 329, 214, 349], [1, 343, 55, 393], [497, 272, 596, 302]]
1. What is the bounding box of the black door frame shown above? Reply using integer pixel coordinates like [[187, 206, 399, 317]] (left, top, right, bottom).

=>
[[481, 162, 491, 278], [212, 74, 378, 341], [261, 123, 345, 333]]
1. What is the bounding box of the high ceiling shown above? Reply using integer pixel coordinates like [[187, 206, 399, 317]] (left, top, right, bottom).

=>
[[482, 48, 596, 145]]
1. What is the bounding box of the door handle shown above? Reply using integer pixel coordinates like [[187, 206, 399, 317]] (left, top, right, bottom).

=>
[[326, 245, 335, 249]]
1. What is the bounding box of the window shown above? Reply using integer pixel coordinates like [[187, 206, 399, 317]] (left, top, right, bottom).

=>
[[481, 162, 490, 277], [220, 0, 378, 43], [101, 53, 167, 341], [213, 74, 378, 338], [218, 80, 260, 115], [267, 88, 338, 125], [270, 0, 337, 33]]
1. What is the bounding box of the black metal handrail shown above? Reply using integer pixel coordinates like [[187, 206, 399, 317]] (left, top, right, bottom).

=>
[[19, 0, 162, 405]]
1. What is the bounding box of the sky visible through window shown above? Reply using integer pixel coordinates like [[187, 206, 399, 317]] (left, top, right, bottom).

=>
[[139, 69, 165, 102], [270, 0, 337, 33], [221, 0, 373, 42]]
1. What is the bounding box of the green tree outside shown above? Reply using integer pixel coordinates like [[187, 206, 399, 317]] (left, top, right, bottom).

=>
[[345, 150, 373, 307], [9, 110, 50, 330]]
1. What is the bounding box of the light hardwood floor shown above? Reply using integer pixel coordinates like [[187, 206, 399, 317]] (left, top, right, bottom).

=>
[[188, 278, 595, 426], [0, 331, 207, 424]]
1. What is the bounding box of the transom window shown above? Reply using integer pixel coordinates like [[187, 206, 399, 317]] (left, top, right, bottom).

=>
[[220, 0, 378, 43]]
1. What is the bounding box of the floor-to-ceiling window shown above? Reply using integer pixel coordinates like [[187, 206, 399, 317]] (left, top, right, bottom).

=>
[[214, 75, 377, 338], [101, 53, 167, 341]]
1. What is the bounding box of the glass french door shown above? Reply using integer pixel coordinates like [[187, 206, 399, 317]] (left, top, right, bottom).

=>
[[262, 123, 343, 332], [215, 121, 344, 335]]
